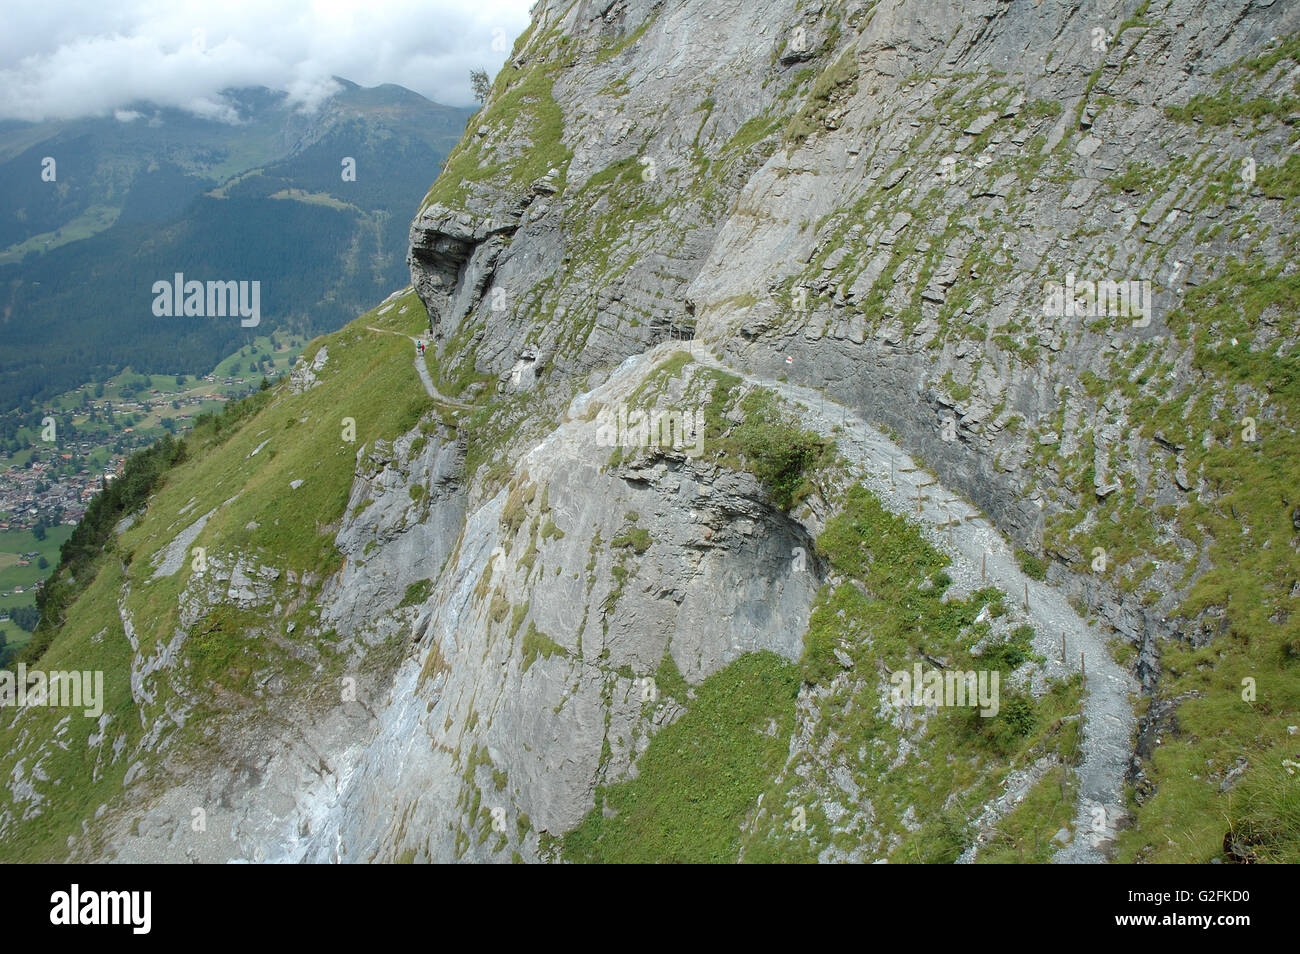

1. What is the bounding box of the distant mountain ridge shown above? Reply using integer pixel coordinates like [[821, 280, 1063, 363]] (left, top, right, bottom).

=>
[[0, 80, 474, 412]]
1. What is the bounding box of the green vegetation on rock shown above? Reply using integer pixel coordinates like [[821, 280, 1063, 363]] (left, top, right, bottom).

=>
[[563, 650, 801, 863]]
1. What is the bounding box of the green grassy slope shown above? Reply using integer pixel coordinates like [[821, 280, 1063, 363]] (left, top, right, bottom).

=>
[[0, 290, 435, 861]]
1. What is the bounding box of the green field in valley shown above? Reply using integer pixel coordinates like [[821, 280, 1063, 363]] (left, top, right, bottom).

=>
[[0, 525, 72, 652]]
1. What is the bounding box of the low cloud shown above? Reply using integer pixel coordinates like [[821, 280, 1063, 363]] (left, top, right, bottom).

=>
[[0, 0, 532, 122]]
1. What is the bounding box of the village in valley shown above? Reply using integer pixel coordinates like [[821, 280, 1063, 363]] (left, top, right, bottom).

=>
[[0, 333, 302, 655]]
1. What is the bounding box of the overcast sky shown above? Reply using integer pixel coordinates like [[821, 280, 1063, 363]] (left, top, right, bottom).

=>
[[0, 0, 535, 122]]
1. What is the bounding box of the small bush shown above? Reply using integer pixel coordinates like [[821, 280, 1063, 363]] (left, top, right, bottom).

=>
[[983, 624, 1036, 670], [1016, 548, 1048, 581], [732, 392, 825, 510], [974, 691, 1038, 754]]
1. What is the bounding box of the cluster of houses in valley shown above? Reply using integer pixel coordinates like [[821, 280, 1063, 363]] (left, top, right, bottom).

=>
[[76, 374, 239, 426], [0, 375, 251, 532], [0, 454, 125, 533]]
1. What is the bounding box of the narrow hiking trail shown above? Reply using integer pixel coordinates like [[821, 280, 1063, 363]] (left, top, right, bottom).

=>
[[365, 325, 475, 409], [670, 342, 1136, 863]]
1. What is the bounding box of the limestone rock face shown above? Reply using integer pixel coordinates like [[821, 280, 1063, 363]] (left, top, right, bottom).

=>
[[407, 0, 1295, 583], [299, 357, 822, 862]]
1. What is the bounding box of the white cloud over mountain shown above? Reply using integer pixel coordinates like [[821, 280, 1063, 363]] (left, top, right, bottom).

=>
[[0, 0, 533, 121]]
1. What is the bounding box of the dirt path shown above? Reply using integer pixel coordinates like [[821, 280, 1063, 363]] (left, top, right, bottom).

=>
[[676, 343, 1135, 863], [365, 326, 475, 409]]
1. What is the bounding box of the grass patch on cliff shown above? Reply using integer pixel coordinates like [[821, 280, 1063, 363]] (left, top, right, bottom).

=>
[[521, 622, 567, 673], [785, 46, 859, 148], [562, 651, 801, 863], [730, 390, 828, 510], [421, 28, 572, 211], [564, 156, 671, 280], [431, 320, 495, 399], [399, 579, 432, 608], [610, 526, 651, 554], [696, 370, 829, 510], [722, 115, 783, 156], [1164, 87, 1300, 128], [1164, 33, 1300, 131], [1256, 154, 1300, 200], [0, 557, 140, 863], [593, 9, 660, 64], [616, 359, 829, 511], [185, 606, 264, 696]]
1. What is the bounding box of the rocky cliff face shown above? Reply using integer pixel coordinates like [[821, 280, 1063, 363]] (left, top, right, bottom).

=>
[[391, 0, 1300, 860], [4, 0, 1297, 864], [411, 0, 1295, 621]]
